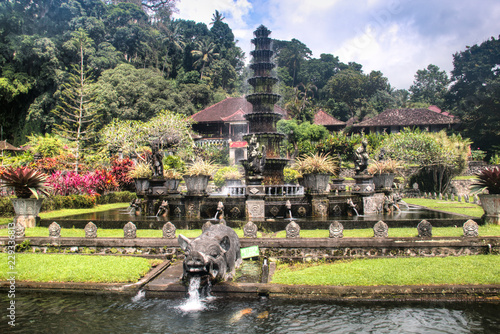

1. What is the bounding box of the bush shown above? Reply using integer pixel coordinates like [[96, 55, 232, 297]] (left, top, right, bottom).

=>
[[111, 158, 134, 191], [163, 155, 186, 173], [213, 166, 242, 188], [283, 167, 301, 184]]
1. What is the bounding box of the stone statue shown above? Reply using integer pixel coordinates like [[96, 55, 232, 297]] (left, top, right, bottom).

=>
[[178, 224, 241, 282], [247, 134, 266, 175], [354, 139, 369, 175], [150, 140, 163, 177]]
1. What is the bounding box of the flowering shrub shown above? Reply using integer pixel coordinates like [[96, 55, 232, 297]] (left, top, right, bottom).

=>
[[110, 158, 134, 190], [47, 170, 118, 196]]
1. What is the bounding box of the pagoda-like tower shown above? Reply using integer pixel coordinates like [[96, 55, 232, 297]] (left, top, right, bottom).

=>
[[242, 25, 288, 185]]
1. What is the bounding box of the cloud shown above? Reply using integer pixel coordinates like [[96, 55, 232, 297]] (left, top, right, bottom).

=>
[[174, 0, 500, 89]]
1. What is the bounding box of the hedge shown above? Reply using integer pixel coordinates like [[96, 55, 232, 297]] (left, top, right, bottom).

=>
[[0, 191, 136, 217]]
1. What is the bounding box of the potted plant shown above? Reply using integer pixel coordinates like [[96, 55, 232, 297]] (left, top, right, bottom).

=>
[[470, 167, 500, 224], [127, 162, 153, 195], [214, 166, 243, 189], [0, 166, 50, 228], [163, 169, 183, 193], [367, 158, 401, 190], [183, 159, 218, 195], [293, 153, 339, 194]]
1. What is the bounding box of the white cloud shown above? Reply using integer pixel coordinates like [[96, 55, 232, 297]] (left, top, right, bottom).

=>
[[174, 0, 500, 89]]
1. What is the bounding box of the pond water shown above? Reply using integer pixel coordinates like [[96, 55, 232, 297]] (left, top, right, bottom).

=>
[[2, 292, 499, 333]]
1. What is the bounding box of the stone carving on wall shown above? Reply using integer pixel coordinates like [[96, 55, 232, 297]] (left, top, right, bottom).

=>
[[329, 221, 344, 238], [417, 220, 432, 238], [286, 221, 300, 238], [373, 220, 388, 238], [48, 222, 61, 238], [124, 222, 137, 239], [270, 206, 279, 217], [85, 222, 97, 238], [463, 219, 479, 237], [243, 221, 258, 238], [15, 222, 25, 238], [247, 200, 265, 219], [297, 206, 307, 217], [162, 222, 176, 239], [332, 205, 342, 216], [173, 206, 182, 216], [229, 207, 241, 219]]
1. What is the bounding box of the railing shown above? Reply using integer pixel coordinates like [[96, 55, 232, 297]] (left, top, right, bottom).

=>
[[266, 185, 304, 196], [225, 185, 304, 196]]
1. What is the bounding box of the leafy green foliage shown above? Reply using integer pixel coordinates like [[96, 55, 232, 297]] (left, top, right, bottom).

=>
[[0, 166, 50, 198], [471, 167, 500, 194], [213, 166, 242, 188]]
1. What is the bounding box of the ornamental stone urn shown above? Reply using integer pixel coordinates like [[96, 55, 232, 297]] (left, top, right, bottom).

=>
[[134, 178, 150, 195], [372, 173, 395, 190], [302, 173, 330, 194], [478, 194, 500, 225], [183, 175, 210, 196], [12, 198, 44, 228]]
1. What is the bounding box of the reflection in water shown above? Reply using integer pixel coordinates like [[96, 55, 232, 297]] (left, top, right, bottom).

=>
[[2, 292, 499, 334]]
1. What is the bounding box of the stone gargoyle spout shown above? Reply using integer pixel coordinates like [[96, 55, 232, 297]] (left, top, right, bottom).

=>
[[178, 224, 242, 282]]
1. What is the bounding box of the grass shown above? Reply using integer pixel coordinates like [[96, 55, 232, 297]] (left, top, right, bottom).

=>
[[403, 198, 484, 217], [0, 253, 153, 283], [0, 203, 130, 226], [272, 255, 500, 286]]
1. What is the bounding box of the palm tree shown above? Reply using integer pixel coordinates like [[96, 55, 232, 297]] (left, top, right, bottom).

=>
[[191, 40, 219, 79], [210, 10, 225, 25]]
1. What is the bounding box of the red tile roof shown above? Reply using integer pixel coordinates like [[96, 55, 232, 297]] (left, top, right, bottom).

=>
[[352, 107, 459, 128], [190, 96, 286, 122], [313, 110, 345, 126], [221, 109, 246, 122]]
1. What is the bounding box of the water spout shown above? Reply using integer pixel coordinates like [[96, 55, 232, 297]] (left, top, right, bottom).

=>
[[178, 276, 205, 312], [347, 198, 359, 216]]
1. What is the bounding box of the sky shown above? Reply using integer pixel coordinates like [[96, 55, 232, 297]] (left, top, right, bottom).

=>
[[173, 0, 500, 90]]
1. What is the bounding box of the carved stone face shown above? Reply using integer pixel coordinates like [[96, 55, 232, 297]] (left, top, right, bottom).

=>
[[178, 233, 230, 280], [178, 224, 241, 282]]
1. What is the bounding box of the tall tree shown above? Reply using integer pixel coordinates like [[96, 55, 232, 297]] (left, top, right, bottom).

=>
[[274, 38, 312, 87], [409, 64, 449, 107], [191, 39, 219, 79], [447, 36, 500, 155], [52, 29, 98, 172], [210, 10, 225, 25]]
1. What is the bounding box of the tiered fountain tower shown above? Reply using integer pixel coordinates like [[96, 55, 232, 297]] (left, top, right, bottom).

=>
[[242, 25, 288, 185]]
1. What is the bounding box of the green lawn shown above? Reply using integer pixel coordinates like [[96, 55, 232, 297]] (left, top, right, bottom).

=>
[[272, 255, 500, 286], [0, 253, 153, 283], [403, 198, 484, 217], [0, 203, 130, 226]]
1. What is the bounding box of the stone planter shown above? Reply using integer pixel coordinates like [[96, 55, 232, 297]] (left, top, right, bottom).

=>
[[134, 178, 150, 195], [12, 198, 44, 228], [302, 173, 330, 194], [330, 178, 346, 192], [183, 175, 210, 196], [164, 179, 181, 193], [372, 173, 395, 190], [478, 194, 500, 225]]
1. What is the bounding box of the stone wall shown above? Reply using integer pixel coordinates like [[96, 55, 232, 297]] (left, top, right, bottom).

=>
[[2, 236, 498, 260]]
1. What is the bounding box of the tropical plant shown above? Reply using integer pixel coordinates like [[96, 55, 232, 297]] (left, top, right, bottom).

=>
[[127, 162, 153, 179], [283, 167, 301, 184], [470, 167, 500, 194], [213, 166, 242, 188], [367, 158, 402, 175], [164, 169, 183, 179], [0, 167, 50, 199], [110, 158, 134, 190], [184, 159, 217, 177], [293, 153, 339, 176]]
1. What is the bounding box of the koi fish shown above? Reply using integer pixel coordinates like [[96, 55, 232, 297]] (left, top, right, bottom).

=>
[[229, 308, 252, 323], [257, 311, 269, 319]]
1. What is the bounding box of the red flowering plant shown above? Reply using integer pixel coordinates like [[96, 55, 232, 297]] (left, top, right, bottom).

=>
[[110, 158, 134, 191], [91, 169, 119, 195]]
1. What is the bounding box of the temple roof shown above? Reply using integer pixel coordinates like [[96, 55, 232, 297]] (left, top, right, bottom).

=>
[[313, 110, 345, 126], [191, 97, 286, 123], [221, 109, 246, 122], [352, 107, 459, 128]]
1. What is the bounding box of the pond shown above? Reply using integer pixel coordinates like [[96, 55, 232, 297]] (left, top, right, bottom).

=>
[[2, 292, 499, 333]]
